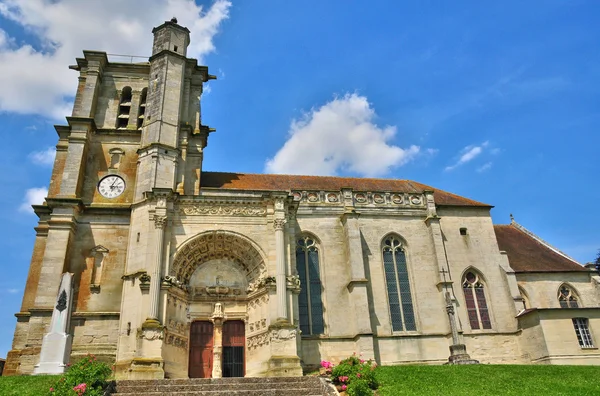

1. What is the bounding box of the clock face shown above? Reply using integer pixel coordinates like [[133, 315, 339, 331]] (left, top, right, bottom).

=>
[[98, 175, 125, 199]]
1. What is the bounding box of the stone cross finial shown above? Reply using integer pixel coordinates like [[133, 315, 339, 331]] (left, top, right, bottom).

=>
[[510, 213, 515, 223]]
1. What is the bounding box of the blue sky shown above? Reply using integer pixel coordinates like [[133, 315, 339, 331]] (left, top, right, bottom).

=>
[[0, 0, 599, 358]]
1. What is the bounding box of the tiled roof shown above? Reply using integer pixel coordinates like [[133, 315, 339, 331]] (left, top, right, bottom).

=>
[[494, 223, 586, 273], [200, 171, 491, 207]]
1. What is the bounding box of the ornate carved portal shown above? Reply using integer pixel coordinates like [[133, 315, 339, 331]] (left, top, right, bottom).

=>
[[164, 231, 271, 379]]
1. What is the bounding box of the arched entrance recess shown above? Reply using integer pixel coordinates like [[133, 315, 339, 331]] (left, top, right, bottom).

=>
[[164, 231, 270, 379]]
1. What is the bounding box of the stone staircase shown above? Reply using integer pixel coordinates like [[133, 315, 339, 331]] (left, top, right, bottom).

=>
[[109, 376, 338, 395]]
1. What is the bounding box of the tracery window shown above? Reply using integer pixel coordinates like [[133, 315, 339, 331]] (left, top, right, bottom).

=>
[[382, 235, 416, 332], [572, 318, 594, 348], [296, 235, 324, 335], [462, 271, 492, 330], [559, 285, 579, 308]]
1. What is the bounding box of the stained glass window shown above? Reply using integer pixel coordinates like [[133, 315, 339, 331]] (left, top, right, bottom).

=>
[[296, 236, 325, 335], [559, 285, 579, 308], [462, 271, 492, 330], [382, 236, 416, 332]]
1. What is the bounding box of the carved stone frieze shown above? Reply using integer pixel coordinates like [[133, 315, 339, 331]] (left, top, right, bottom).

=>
[[246, 276, 276, 293], [290, 189, 426, 207], [190, 285, 243, 299], [247, 331, 270, 349], [138, 327, 164, 341], [270, 327, 297, 342], [180, 204, 267, 217]]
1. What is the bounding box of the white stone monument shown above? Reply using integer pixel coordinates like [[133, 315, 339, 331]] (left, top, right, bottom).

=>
[[34, 273, 74, 374]]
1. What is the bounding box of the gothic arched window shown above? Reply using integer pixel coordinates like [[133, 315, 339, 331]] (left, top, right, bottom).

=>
[[462, 270, 492, 330], [296, 235, 324, 335], [382, 235, 416, 332], [559, 285, 580, 308]]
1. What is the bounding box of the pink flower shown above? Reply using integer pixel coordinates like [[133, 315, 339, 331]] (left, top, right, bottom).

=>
[[49, 388, 54, 392], [73, 383, 87, 396], [338, 375, 349, 383], [342, 385, 347, 390], [360, 359, 365, 363], [357, 373, 361, 378]]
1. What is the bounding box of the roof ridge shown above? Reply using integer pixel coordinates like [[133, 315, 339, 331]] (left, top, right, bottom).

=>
[[509, 218, 581, 266], [202, 170, 411, 182]]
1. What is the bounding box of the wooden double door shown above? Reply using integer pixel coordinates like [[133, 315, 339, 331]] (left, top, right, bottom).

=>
[[189, 320, 245, 378]]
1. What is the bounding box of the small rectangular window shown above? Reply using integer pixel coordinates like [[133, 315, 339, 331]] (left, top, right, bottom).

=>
[[572, 318, 594, 348], [460, 227, 468, 236]]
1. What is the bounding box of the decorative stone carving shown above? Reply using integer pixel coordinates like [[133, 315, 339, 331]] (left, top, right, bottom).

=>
[[292, 192, 302, 201], [274, 198, 286, 210], [180, 204, 267, 217], [270, 327, 297, 342], [139, 327, 164, 341], [171, 231, 266, 287], [391, 194, 403, 204], [246, 275, 276, 293], [154, 215, 167, 229], [373, 194, 385, 204], [273, 219, 287, 230], [286, 274, 301, 292], [56, 290, 67, 312], [139, 272, 151, 291], [165, 333, 188, 349], [354, 193, 367, 203], [247, 331, 270, 349], [307, 193, 319, 202], [410, 195, 422, 205], [162, 275, 184, 289], [327, 193, 339, 202]]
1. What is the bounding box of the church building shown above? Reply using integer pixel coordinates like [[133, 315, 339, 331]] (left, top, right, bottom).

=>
[[5, 19, 600, 379]]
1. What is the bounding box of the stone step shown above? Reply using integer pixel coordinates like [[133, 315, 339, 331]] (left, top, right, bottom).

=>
[[110, 376, 336, 395], [115, 381, 316, 393], [112, 389, 323, 396], [116, 376, 319, 387]]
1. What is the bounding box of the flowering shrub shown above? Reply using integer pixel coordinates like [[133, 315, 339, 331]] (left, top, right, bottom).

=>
[[328, 353, 378, 396], [48, 354, 112, 396]]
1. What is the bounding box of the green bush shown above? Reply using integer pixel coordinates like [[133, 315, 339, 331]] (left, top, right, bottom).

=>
[[48, 355, 112, 396], [347, 379, 372, 396], [330, 353, 378, 394]]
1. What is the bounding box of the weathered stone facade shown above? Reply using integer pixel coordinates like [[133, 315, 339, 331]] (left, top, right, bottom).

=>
[[5, 19, 600, 378]]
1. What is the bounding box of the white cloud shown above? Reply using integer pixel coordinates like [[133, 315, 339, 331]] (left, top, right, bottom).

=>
[[476, 162, 492, 173], [6, 288, 19, 294], [202, 84, 212, 96], [18, 187, 47, 213], [29, 146, 55, 166], [445, 141, 489, 171], [0, 0, 231, 119], [265, 93, 420, 177]]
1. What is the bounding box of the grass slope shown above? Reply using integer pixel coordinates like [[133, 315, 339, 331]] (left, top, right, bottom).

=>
[[0, 375, 58, 396], [375, 365, 600, 396]]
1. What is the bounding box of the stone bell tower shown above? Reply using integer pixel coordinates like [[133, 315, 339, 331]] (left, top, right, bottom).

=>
[[135, 17, 214, 200], [116, 18, 215, 379]]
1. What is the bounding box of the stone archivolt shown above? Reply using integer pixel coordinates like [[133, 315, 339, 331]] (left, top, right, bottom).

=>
[[171, 231, 267, 287], [180, 204, 267, 217]]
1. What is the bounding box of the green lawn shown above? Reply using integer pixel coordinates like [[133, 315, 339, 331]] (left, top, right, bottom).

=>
[[375, 365, 600, 396], [0, 374, 58, 396]]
